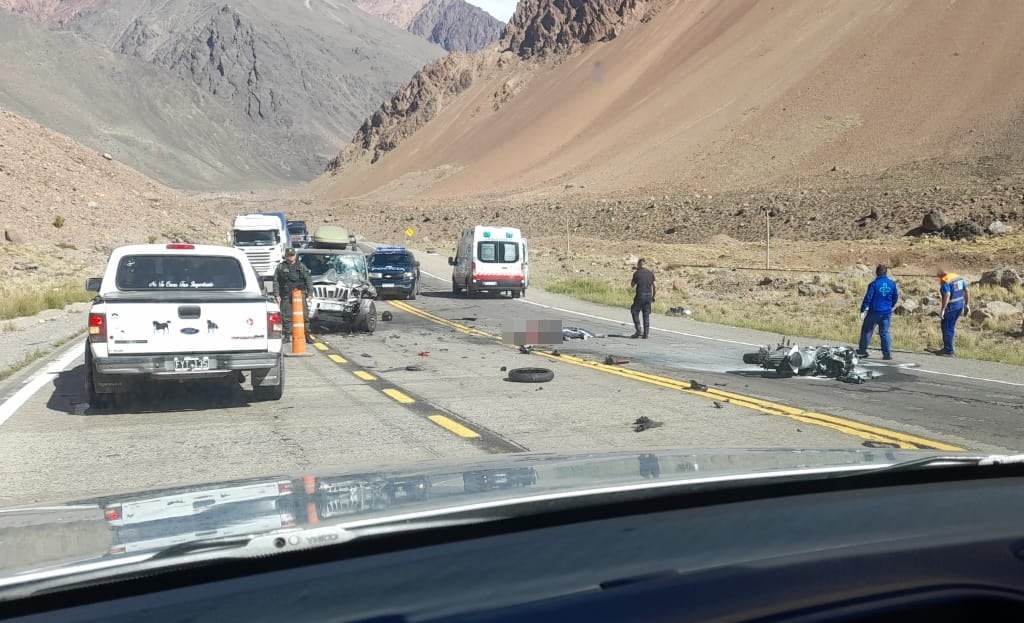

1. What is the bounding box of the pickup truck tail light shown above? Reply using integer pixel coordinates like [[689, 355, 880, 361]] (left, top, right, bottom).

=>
[[104, 505, 122, 522], [267, 311, 282, 340], [166, 243, 195, 250], [88, 312, 107, 343]]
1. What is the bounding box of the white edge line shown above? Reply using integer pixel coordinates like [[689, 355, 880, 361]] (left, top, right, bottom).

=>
[[422, 269, 1023, 388], [912, 367, 1024, 388], [0, 339, 83, 428]]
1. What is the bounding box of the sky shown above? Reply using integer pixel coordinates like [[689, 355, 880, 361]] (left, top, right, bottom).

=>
[[465, 0, 519, 22]]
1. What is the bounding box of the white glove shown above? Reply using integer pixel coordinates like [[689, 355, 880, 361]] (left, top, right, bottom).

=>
[[859, 311, 867, 321]]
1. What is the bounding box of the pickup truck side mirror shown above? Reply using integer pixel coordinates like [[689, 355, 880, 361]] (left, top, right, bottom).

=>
[[85, 277, 102, 292], [448, 257, 456, 266]]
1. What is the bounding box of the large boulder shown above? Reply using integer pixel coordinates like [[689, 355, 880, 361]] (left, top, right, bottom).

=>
[[921, 210, 946, 233], [893, 299, 919, 315], [943, 220, 985, 241], [982, 301, 1021, 318], [979, 266, 1022, 289]]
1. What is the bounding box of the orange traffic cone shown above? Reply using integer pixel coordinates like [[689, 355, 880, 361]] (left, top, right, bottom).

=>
[[286, 289, 311, 357]]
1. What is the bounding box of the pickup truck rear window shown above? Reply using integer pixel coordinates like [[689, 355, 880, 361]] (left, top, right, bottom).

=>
[[114, 255, 247, 291]]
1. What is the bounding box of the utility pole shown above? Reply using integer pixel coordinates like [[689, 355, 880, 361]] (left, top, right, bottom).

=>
[[764, 208, 772, 270], [566, 215, 570, 257]]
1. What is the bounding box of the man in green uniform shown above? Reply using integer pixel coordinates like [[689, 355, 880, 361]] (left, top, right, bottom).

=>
[[274, 248, 314, 344]]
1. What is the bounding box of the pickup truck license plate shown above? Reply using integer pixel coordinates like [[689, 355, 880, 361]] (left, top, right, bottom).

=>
[[174, 357, 210, 371], [319, 301, 343, 311], [382, 283, 395, 288], [483, 281, 497, 286]]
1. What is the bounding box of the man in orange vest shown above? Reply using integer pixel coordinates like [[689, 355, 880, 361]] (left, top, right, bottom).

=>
[[931, 269, 971, 356]]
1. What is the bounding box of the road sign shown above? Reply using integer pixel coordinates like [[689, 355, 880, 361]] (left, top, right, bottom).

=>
[[405, 227, 415, 238]]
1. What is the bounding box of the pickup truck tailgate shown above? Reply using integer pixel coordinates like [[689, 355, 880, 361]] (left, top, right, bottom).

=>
[[105, 297, 270, 355]]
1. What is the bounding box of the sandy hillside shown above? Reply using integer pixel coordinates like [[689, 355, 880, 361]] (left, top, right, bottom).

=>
[[0, 107, 231, 288], [318, 0, 1024, 201]]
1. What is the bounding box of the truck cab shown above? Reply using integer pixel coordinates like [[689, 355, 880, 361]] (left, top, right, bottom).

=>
[[449, 226, 529, 298], [232, 213, 289, 292]]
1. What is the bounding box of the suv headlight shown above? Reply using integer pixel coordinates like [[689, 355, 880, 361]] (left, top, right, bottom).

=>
[[369, 272, 383, 279], [403, 272, 413, 279]]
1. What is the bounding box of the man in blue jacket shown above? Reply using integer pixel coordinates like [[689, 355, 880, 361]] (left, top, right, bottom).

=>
[[858, 264, 899, 360]]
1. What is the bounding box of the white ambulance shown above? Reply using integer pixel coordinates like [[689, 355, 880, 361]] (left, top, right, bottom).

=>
[[448, 226, 529, 298]]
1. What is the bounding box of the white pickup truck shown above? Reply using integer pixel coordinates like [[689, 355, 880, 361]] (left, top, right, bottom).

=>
[[84, 243, 285, 407]]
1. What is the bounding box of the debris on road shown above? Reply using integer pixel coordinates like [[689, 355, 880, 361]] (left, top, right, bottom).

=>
[[713, 401, 724, 409], [690, 380, 709, 392], [604, 355, 630, 365], [742, 339, 878, 383], [500, 366, 507, 372], [551, 350, 561, 356], [417, 351, 430, 357], [667, 307, 693, 317], [633, 416, 663, 432], [519, 345, 533, 354], [562, 326, 606, 340], [381, 311, 393, 321], [863, 440, 900, 449], [507, 367, 554, 383], [405, 365, 424, 372]]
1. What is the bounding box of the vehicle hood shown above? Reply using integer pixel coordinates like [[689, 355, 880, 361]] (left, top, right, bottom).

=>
[[0, 448, 943, 575]]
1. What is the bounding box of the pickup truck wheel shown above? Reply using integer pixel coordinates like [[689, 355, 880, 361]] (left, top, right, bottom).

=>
[[253, 362, 284, 401], [452, 279, 463, 295], [407, 284, 417, 301], [84, 352, 114, 410]]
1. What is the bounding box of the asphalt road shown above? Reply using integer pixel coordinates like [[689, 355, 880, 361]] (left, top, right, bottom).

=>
[[0, 252, 1020, 509]]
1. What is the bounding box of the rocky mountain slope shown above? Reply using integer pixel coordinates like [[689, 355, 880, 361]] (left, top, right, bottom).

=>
[[0, 106, 227, 288], [354, 0, 503, 52], [320, 0, 1024, 213], [0, 0, 443, 190], [0, 0, 100, 25]]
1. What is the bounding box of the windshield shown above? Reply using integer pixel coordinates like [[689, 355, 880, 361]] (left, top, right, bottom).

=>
[[233, 230, 280, 246], [299, 253, 366, 278], [3, 0, 1024, 586], [114, 255, 246, 291], [370, 253, 412, 269]]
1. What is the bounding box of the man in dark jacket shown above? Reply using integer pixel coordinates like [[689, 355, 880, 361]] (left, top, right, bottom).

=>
[[274, 249, 314, 344], [629, 259, 656, 339], [858, 264, 899, 360]]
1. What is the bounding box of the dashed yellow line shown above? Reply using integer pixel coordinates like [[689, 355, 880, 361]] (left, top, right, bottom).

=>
[[428, 415, 481, 439], [386, 300, 963, 451], [383, 388, 415, 404], [328, 354, 347, 364], [314, 342, 329, 351], [353, 370, 376, 381]]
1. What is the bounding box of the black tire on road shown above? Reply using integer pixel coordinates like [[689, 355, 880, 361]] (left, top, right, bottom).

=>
[[453, 279, 463, 295], [507, 367, 554, 383], [361, 302, 378, 334], [408, 282, 417, 301], [253, 360, 285, 401]]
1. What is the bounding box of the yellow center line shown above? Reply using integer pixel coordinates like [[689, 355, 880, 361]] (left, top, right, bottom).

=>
[[314, 342, 329, 351], [328, 354, 347, 364], [428, 415, 481, 439], [353, 370, 376, 381], [383, 388, 415, 404], [386, 300, 963, 451]]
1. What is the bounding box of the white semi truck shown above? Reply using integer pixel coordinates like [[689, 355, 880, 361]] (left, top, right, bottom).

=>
[[231, 213, 289, 293]]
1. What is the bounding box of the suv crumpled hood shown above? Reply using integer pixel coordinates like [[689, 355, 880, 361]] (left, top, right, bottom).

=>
[[0, 448, 942, 575]]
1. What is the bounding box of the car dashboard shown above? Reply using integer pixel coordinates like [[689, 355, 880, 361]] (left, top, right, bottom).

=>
[[4, 467, 1024, 623]]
